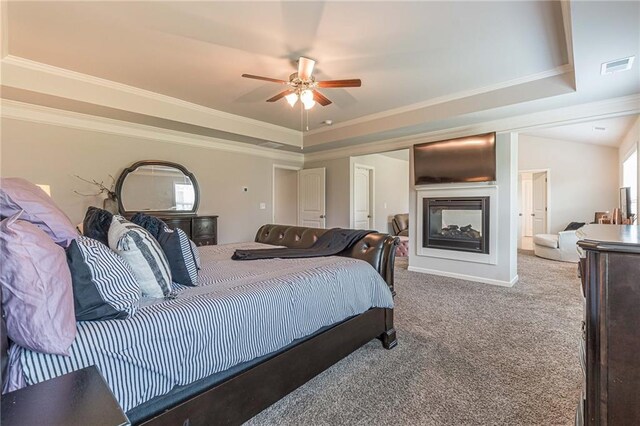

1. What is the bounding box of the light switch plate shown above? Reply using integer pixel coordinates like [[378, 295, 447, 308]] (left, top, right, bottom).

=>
[[259, 202, 266, 210]]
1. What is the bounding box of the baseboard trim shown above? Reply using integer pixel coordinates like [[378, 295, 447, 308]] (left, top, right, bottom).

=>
[[407, 265, 518, 287]]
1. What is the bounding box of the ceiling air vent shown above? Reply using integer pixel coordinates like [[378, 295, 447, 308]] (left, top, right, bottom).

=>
[[601, 56, 635, 75]]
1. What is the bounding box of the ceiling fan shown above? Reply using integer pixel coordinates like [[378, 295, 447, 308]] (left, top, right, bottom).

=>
[[241, 57, 361, 110]]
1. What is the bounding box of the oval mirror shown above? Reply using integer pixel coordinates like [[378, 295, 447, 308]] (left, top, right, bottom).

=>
[[115, 161, 200, 215]]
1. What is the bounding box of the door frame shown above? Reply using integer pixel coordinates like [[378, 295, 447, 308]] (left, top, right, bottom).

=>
[[272, 164, 302, 224], [350, 163, 375, 229], [518, 168, 551, 235]]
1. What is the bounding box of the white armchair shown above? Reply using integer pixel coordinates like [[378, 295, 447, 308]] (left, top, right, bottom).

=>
[[533, 230, 579, 262]]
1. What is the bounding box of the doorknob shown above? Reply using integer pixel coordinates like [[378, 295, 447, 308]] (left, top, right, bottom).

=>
[[367, 215, 371, 218], [531, 213, 535, 217], [320, 215, 325, 219]]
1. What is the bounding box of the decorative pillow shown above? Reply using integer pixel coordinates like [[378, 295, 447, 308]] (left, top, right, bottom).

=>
[[0, 177, 78, 247], [131, 212, 167, 240], [68, 236, 141, 321], [0, 212, 76, 355], [564, 222, 586, 231], [191, 240, 201, 270], [108, 215, 172, 298], [157, 228, 199, 286], [82, 206, 113, 246]]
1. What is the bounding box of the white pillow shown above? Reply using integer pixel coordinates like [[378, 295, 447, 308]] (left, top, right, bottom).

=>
[[108, 215, 172, 298]]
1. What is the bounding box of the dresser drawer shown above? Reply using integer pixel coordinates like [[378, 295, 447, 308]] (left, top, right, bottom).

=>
[[192, 217, 217, 239], [194, 237, 216, 247], [163, 217, 192, 236]]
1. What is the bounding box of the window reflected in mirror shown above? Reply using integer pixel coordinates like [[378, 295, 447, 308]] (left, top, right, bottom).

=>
[[120, 164, 196, 212]]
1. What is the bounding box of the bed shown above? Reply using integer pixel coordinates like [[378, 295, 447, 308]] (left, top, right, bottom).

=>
[[1, 224, 398, 425]]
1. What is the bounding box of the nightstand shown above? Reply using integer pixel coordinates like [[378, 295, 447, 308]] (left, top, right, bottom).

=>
[[1, 366, 129, 426]]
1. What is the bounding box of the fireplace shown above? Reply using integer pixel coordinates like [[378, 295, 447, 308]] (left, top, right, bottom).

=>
[[423, 197, 490, 254]]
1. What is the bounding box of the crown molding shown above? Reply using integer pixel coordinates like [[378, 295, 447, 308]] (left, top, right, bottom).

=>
[[303, 93, 640, 163], [0, 2, 8, 59], [1, 99, 304, 164], [560, 0, 575, 70], [305, 64, 574, 137], [1, 55, 303, 147]]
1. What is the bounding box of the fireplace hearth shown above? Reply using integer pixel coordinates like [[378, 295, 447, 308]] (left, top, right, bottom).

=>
[[423, 197, 490, 254]]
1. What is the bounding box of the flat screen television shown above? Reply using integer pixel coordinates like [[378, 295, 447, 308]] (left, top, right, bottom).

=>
[[413, 132, 496, 185]]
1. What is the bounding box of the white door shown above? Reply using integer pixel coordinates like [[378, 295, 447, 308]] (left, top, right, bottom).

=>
[[532, 172, 547, 235], [522, 177, 534, 236], [298, 168, 326, 228], [353, 166, 373, 229]]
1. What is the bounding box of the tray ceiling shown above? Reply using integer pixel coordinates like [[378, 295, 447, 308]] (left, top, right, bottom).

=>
[[6, 1, 568, 130]]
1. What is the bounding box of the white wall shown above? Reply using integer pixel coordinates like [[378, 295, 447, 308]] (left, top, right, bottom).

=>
[[408, 132, 519, 286], [0, 118, 302, 244], [303, 157, 351, 229], [618, 116, 640, 216], [350, 152, 409, 233], [518, 135, 619, 232], [273, 167, 298, 226]]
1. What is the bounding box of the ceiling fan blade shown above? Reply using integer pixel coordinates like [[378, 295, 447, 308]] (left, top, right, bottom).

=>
[[266, 90, 292, 102], [297, 57, 316, 81], [313, 90, 332, 106], [316, 79, 362, 88], [242, 74, 288, 84]]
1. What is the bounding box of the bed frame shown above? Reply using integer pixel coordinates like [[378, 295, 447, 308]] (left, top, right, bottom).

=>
[[0, 224, 398, 426]]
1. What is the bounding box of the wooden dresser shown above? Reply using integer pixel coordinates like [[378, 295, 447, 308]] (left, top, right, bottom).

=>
[[576, 225, 640, 425], [155, 215, 218, 246]]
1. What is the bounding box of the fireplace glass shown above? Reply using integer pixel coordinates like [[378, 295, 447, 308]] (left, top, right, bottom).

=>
[[423, 197, 490, 254]]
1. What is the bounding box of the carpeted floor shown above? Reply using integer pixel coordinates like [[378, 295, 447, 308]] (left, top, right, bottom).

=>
[[247, 251, 582, 425]]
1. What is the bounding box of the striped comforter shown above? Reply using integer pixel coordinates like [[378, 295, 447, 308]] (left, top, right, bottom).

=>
[[10, 242, 394, 412]]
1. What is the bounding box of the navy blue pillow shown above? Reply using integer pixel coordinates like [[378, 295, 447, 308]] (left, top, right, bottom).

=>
[[131, 213, 198, 285], [131, 213, 167, 240], [68, 236, 140, 321], [82, 206, 113, 246], [157, 228, 199, 286]]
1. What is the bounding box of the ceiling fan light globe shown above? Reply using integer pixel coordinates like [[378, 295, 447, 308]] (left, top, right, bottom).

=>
[[303, 99, 316, 110], [300, 89, 314, 104], [285, 92, 298, 107]]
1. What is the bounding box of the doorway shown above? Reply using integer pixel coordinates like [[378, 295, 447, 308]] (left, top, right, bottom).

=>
[[353, 164, 374, 229], [518, 170, 550, 250], [273, 165, 300, 226]]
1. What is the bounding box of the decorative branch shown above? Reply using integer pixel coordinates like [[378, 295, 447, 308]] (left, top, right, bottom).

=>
[[73, 175, 117, 199]]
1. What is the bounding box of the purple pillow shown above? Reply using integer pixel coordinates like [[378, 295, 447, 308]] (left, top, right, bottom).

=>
[[0, 177, 78, 248], [0, 212, 76, 355]]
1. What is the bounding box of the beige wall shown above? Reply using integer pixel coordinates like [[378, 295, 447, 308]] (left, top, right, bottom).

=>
[[350, 152, 409, 233], [618, 116, 639, 216], [273, 167, 298, 226], [303, 157, 351, 228], [0, 118, 302, 244], [305, 152, 409, 233], [518, 134, 619, 233]]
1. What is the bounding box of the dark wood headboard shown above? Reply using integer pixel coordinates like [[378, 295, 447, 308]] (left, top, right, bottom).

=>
[[254, 224, 399, 295]]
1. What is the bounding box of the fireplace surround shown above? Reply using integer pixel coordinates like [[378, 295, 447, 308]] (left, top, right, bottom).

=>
[[423, 197, 490, 254]]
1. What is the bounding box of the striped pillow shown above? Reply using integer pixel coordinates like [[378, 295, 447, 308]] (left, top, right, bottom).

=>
[[157, 227, 199, 286], [67, 236, 141, 320], [108, 216, 172, 298]]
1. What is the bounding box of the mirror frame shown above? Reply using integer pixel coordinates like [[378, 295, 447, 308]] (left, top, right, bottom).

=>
[[115, 160, 200, 216]]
